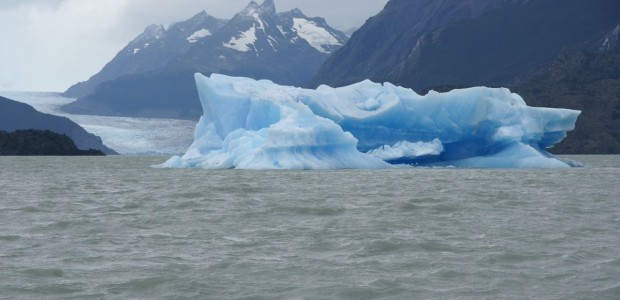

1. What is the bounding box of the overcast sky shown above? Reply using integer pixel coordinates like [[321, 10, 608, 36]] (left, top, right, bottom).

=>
[[0, 0, 388, 92]]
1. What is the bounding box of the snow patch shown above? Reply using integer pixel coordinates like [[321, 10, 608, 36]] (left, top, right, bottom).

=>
[[292, 18, 341, 53], [277, 25, 287, 37], [187, 28, 212, 43], [223, 26, 257, 52], [268, 36, 278, 51], [253, 13, 265, 31]]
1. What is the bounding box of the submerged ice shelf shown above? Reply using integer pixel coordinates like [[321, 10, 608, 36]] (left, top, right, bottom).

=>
[[158, 73, 580, 169]]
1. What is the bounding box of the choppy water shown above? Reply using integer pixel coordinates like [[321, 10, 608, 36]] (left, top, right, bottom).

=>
[[1, 156, 619, 299]]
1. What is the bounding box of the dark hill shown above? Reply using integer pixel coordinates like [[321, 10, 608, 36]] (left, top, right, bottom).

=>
[[0, 129, 105, 156], [0, 96, 116, 154]]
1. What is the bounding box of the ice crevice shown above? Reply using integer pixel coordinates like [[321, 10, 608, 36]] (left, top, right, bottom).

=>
[[157, 73, 581, 169]]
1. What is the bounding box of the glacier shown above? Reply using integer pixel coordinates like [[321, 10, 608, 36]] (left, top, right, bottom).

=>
[[158, 73, 580, 169]]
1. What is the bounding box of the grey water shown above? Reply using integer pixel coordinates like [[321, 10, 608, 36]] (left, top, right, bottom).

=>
[[1, 156, 619, 299]]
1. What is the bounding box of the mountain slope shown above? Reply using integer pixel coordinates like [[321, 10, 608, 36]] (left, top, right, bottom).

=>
[[513, 48, 620, 154], [312, 0, 619, 90], [311, 0, 524, 88], [61, 0, 347, 120], [0, 96, 116, 154], [63, 12, 227, 98]]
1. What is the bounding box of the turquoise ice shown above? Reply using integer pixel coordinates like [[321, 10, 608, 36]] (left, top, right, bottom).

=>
[[159, 73, 580, 169]]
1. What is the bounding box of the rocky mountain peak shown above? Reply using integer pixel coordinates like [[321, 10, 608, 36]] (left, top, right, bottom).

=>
[[281, 8, 306, 18], [260, 0, 276, 15], [126, 24, 166, 54], [239, 0, 275, 17], [142, 24, 166, 39], [186, 10, 211, 23]]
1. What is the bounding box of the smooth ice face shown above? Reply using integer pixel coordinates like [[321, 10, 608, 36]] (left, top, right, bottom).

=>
[[158, 73, 580, 169]]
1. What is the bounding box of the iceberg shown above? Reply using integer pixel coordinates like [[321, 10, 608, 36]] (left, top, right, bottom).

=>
[[158, 73, 580, 169]]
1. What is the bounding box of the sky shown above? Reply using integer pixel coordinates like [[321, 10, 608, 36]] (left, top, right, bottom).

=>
[[0, 0, 389, 92]]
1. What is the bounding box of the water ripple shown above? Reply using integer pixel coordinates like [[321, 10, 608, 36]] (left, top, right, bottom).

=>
[[0, 156, 618, 299]]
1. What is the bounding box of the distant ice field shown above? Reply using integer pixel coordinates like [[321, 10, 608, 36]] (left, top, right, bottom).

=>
[[0, 92, 196, 155]]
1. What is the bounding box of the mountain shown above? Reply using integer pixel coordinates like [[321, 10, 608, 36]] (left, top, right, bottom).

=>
[[0, 96, 116, 154], [0, 129, 105, 156], [343, 27, 358, 37], [61, 0, 347, 120], [178, 1, 347, 86], [312, 0, 620, 90], [64, 11, 227, 98], [513, 48, 620, 154], [592, 24, 620, 54], [312, 0, 524, 88]]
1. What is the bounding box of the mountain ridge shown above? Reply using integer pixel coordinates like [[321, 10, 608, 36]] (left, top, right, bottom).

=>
[[64, 11, 228, 98], [312, 0, 619, 89], [61, 0, 347, 119], [311, 0, 525, 88]]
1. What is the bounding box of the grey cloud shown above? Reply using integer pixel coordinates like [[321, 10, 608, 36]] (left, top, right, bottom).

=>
[[0, 0, 64, 9]]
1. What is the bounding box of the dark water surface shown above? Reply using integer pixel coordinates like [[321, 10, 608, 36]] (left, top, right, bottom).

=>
[[1, 156, 619, 299]]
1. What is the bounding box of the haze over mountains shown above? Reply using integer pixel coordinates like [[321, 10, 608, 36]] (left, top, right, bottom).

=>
[[62, 0, 347, 120]]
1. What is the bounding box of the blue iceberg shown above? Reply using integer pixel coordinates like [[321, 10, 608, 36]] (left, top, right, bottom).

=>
[[158, 74, 580, 169]]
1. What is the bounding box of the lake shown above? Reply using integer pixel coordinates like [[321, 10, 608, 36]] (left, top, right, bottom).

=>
[[1, 155, 619, 299]]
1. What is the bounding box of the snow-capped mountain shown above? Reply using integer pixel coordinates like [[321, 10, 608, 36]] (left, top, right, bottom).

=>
[[62, 0, 347, 119], [178, 0, 347, 86], [63, 11, 227, 98]]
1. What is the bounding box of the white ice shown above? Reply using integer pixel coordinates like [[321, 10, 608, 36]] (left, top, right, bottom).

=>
[[158, 74, 581, 169], [292, 18, 341, 53], [187, 29, 212, 43], [223, 26, 257, 52]]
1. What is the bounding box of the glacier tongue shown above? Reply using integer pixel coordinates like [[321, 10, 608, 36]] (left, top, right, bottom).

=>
[[158, 73, 580, 169]]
